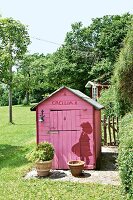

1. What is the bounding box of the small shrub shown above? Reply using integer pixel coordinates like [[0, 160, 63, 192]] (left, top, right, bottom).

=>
[[26, 142, 54, 162], [0, 89, 8, 106], [118, 112, 133, 199]]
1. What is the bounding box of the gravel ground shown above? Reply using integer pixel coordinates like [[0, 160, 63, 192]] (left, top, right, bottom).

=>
[[25, 146, 120, 185]]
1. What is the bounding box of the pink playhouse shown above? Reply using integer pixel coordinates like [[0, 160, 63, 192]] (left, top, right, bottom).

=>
[[31, 86, 104, 170]]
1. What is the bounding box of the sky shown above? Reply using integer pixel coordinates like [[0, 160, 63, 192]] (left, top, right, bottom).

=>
[[0, 0, 133, 55]]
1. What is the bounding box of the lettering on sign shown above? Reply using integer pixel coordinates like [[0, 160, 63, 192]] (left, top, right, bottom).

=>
[[52, 100, 77, 105]]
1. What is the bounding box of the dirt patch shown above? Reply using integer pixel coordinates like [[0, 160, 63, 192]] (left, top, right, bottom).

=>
[[25, 146, 120, 185], [101, 146, 118, 171]]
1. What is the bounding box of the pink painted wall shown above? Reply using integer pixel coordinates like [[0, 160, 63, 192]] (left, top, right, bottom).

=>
[[35, 88, 101, 169], [94, 109, 101, 168]]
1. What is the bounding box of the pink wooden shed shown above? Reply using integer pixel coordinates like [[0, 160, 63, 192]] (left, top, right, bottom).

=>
[[31, 86, 104, 170]]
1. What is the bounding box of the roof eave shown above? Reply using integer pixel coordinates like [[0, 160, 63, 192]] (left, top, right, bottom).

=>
[[30, 86, 66, 111], [66, 87, 104, 110], [30, 86, 104, 111]]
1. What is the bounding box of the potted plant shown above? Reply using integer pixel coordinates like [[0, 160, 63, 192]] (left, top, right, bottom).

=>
[[27, 142, 54, 177], [67, 160, 85, 177]]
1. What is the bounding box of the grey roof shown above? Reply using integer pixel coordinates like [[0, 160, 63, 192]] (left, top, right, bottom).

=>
[[31, 86, 104, 111], [68, 87, 104, 110]]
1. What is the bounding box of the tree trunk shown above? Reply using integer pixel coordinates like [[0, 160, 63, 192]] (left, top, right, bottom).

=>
[[25, 91, 30, 105], [9, 84, 13, 123], [9, 65, 13, 123]]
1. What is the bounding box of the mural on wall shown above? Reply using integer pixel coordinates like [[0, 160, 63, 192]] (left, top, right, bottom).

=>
[[72, 122, 92, 165]]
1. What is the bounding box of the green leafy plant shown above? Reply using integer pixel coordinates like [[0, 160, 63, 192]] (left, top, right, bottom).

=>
[[27, 142, 54, 162], [98, 86, 116, 117], [118, 112, 133, 199], [112, 23, 133, 116]]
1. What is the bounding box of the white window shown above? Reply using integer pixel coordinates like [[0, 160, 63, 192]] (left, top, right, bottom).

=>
[[92, 86, 98, 101]]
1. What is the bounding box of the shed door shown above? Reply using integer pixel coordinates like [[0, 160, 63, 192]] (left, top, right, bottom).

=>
[[50, 110, 80, 131], [49, 110, 81, 169]]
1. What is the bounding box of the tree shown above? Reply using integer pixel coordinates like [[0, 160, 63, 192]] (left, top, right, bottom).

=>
[[46, 14, 132, 94], [0, 17, 30, 123], [89, 14, 132, 62], [16, 53, 49, 104], [63, 22, 94, 91], [46, 48, 78, 90], [63, 13, 132, 86]]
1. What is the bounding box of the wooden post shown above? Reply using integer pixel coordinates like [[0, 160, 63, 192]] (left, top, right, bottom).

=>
[[116, 116, 119, 144], [108, 116, 111, 145], [112, 116, 116, 145], [116, 116, 119, 132], [103, 115, 107, 145]]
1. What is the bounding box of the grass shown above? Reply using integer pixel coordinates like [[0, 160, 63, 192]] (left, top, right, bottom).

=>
[[0, 105, 122, 200]]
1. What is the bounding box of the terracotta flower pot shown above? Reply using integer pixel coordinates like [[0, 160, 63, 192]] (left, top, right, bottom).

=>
[[67, 160, 85, 177], [36, 160, 52, 177]]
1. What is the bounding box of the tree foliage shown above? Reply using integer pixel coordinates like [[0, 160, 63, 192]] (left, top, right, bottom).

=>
[[52, 13, 132, 92], [98, 86, 117, 116], [0, 18, 30, 83], [16, 53, 48, 104], [46, 48, 78, 89]]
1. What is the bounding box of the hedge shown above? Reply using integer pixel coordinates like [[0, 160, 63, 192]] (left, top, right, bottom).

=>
[[118, 112, 133, 199]]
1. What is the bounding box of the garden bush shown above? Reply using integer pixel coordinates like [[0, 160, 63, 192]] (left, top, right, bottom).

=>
[[98, 86, 117, 117], [112, 24, 133, 116], [118, 112, 133, 199]]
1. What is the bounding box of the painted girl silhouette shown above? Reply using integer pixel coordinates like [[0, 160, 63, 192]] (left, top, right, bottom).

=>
[[72, 122, 92, 165]]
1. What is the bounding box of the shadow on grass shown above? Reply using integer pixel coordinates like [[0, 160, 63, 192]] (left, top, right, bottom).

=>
[[25, 169, 92, 179], [0, 144, 29, 169], [14, 123, 35, 126]]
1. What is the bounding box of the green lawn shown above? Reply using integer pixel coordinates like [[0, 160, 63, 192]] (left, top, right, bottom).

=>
[[0, 106, 122, 200]]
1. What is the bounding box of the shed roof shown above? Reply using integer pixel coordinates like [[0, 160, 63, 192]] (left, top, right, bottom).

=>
[[31, 86, 104, 111], [85, 81, 109, 88]]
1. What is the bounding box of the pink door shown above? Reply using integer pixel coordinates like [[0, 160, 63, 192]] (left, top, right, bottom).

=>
[[49, 110, 81, 169]]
